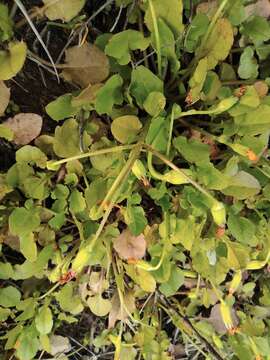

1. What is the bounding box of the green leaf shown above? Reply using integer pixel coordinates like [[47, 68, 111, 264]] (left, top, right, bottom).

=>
[[241, 15, 270, 44], [0, 262, 14, 280], [0, 4, 13, 41], [0, 308, 11, 322], [125, 205, 147, 236], [0, 124, 13, 141], [13, 245, 54, 280], [222, 171, 261, 199], [53, 118, 91, 158], [35, 306, 53, 335], [48, 213, 66, 231], [173, 136, 210, 165], [105, 30, 149, 65], [0, 286, 21, 307], [233, 104, 270, 135], [46, 94, 78, 121], [153, 19, 180, 75], [159, 266, 184, 296], [43, 0, 86, 22], [228, 213, 256, 245], [95, 74, 123, 115], [0, 41, 27, 80], [69, 189, 86, 213], [197, 163, 229, 190], [175, 216, 196, 250], [111, 115, 142, 144], [87, 294, 112, 317], [16, 328, 39, 360], [185, 13, 209, 53], [202, 71, 221, 101], [90, 138, 124, 172], [130, 65, 163, 107], [238, 47, 258, 79], [9, 207, 40, 236], [145, 0, 183, 37], [85, 179, 107, 209], [16, 145, 47, 168], [55, 283, 83, 315], [23, 174, 49, 200], [20, 232, 37, 262]]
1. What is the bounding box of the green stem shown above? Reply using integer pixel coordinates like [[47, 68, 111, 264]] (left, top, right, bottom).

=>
[[51, 145, 135, 166], [166, 108, 175, 157], [38, 282, 60, 300], [144, 144, 216, 202], [98, 143, 143, 213], [148, 0, 162, 78]]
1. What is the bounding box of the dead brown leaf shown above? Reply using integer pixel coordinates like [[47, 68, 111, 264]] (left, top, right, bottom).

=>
[[62, 43, 109, 88], [108, 290, 136, 329], [3, 113, 42, 145], [245, 0, 270, 18], [0, 81, 10, 116], [113, 229, 146, 260]]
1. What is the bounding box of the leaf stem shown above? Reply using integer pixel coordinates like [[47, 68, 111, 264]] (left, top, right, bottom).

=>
[[148, 0, 162, 78], [38, 282, 60, 300], [166, 107, 175, 157], [50, 145, 135, 166], [144, 144, 216, 202]]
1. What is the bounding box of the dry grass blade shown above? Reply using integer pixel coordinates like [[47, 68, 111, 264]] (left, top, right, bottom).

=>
[[14, 0, 59, 81]]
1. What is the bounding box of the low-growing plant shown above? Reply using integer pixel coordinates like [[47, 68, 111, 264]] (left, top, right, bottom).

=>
[[1, 0, 270, 359]]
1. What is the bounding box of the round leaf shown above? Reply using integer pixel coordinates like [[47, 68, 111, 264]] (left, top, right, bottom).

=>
[[111, 115, 142, 143], [35, 306, 53, 335], [0, 286, 21, 307], [87, 294, 112, 317], [0, 41, 27, 80]]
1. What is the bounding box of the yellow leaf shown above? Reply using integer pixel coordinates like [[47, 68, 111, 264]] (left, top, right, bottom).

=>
[[0, 42, 27, 80], [44, 0, 85, 22]]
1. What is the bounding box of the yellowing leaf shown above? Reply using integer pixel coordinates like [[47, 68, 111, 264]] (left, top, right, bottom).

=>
[[62, 43, 109, 88], [20, 232, 37, 263], [111, 115, 142, 144], [125, 264, 156, 292], [3, 113, 42, 145], [44, 0, 86, 22], [71, 83, 103, 107], [87, 294, 112, 317], [0, 41, 27, 80], [53, 118, 91, 158], [199, 18, 233, 70], [0, 81, 10, 116], [188, 58, 208, 102], [113, 229, 146, 260]]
